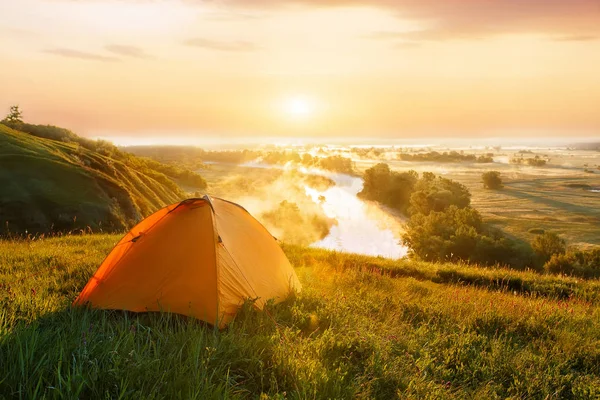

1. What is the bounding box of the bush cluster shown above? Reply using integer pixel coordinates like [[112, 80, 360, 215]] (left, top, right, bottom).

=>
[[359, 164, 471, 216], [531, 232, 566, 263], [261, 200, 335, 245], [402, 205, 527, 268], [482, 171, 503, 189], [358, 163, 418, 213], [510, 155, 548, 166], [360, 163, 531, 268], [544, 249, 600, 278], [398, 151, 494, 163], [261, 151, 355, 174]]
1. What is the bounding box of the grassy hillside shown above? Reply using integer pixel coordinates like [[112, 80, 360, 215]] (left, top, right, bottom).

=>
[[1, 235, 599, 399], [0, 124, 187, 234]]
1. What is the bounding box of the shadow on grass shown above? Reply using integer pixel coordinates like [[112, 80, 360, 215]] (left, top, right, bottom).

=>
[[0, 300, 296, 399], [502, 187, 600, 218], [285, 244, 600, 305]]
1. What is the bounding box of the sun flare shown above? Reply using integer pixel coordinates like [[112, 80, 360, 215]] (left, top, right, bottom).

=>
[[284, 96, 314, 118]]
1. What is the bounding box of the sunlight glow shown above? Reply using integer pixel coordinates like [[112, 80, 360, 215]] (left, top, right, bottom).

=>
[[284, 96, 314, 118]]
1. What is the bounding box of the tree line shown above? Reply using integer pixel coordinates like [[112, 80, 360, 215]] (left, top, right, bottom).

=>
[[398, 151, 494, 163], [359, 163, 599, 277]]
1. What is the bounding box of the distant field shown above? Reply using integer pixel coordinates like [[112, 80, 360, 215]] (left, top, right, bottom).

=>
[[355, 149, 600, 249], [468, 175, 600, 249], [1, 235, 599, 398]]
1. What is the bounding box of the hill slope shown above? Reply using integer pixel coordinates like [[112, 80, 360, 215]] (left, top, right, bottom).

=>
[[1, 235, 599, 398], [0, 124, 185, 234]]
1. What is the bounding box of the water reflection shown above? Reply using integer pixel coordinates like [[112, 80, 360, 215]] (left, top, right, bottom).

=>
[[303, 172, 408, 259]]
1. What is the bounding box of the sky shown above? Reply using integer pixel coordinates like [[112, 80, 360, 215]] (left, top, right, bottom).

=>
[[1, 0, 600, 143]]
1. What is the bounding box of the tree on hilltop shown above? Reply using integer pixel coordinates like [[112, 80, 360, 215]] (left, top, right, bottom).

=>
[[2, 105, 23, 125]]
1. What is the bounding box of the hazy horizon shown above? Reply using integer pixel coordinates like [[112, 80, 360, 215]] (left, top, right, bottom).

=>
[[97, 134, 599, 150]]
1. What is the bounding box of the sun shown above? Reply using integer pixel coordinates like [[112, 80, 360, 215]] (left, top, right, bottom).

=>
[[284, 96, 314, 118]]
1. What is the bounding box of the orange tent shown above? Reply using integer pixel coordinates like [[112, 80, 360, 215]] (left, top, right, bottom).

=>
[[74, 196, 301, 328]]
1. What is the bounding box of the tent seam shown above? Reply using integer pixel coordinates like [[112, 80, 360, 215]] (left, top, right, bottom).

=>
[[77, 199, 194, 303], [210, 205, 222, 327], [220, 243, 261, 303], [98, 202, 181, 285]]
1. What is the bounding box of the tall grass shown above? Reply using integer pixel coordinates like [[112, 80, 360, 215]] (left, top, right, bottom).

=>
[[284, 244, 600, 304], [1, 235, 599, 398]]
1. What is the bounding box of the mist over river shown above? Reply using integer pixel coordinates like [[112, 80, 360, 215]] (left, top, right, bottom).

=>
[[301, 171, 408, 258], [219, 162, 409, 259]]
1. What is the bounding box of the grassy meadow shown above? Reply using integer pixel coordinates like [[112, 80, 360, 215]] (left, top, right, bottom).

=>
[[2, 124, 600, 398], [468, 175, 600, 249], [1, 234, 600, 399]]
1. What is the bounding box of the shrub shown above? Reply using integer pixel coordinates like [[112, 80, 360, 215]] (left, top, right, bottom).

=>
[[510, 155, 547, 166], [358, 163, 418, 214], [139, 158, 207, 189], [396, 151, 493, 163], [303, 174, 335, 191], [482, 171, 503, 190], [408, 172, 471, 215], [261, 201, 335, 245], [358, 164, 470, 216], [531, 232, 566, 263], [566, 183, 591, 189], [262, 150, 301, 165], [401, 205, 523, 267], [317, 155, 354, 174], [528, 228, 545, 235], [544, 249, 600, 278]]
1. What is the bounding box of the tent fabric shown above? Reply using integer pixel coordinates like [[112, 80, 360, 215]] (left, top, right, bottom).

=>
[[74, 196, 301, 328]]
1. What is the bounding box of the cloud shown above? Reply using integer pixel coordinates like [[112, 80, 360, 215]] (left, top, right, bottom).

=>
[[552, 35, 598, 42], [59, 0, 600, 41], [370, 27, 492, 42], [44, 48, 119, 62], [184, 38, 259, 52], [218, 0, 600, 40], [105, 44, 154, 59], [0, 27, 38, 38]]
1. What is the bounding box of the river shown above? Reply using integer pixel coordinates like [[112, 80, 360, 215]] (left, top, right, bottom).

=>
[[300, 170, 408, 258]]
